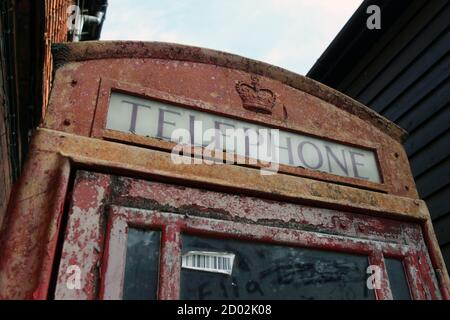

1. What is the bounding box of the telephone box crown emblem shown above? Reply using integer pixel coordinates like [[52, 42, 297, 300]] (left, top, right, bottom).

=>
[[236, 75, 276, 114]]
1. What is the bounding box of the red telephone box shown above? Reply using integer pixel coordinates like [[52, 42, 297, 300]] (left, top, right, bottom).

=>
[[0, 41, 448, 300]]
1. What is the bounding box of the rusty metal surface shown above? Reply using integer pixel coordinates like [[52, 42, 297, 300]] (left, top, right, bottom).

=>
[[33, 128, 427, 221], [368, 252, 392, 300], [51, 41, 406, 142], [0, 128, 448, 298], [0, 152, 70, 299], [1, 41, 448, 300], [54, 172, 112, 300], [117, 173, 421, 245], [423, 219, 450, 299], [44, 43, 417, 198], [53, 171, 441, 299]]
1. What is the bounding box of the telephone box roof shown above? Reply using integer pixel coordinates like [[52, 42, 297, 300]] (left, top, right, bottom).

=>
[[52, 41, 407, 142]]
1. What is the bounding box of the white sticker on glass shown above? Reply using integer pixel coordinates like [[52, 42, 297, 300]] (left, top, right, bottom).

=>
[[182, 251, 235, 275]]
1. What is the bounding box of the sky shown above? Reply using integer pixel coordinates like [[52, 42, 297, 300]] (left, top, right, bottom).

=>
[[101, 0, 363, 75]]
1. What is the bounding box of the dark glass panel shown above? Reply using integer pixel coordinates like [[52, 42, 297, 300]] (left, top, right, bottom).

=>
[[122, 228, 161, 300], [180, 234, 374, 300], [385, 258, 411, 300]]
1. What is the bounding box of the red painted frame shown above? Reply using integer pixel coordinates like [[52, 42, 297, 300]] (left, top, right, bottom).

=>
[[53, 171, 441, 300]]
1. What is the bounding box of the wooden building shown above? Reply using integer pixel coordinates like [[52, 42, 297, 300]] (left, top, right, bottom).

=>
[[308, 0, 449, 275]]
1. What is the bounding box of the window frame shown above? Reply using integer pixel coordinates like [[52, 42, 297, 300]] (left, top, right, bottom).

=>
[[54, 171, 440, 300], [99, 206, 420, 300]]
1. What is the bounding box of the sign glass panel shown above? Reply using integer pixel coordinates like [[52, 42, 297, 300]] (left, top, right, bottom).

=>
[[107, 92, 381, 183]]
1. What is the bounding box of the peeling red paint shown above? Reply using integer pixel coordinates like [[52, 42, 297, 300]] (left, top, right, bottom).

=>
[[0, 41, 447, 300], [0, 153, 71, 299], [52, 171, 442, 300]]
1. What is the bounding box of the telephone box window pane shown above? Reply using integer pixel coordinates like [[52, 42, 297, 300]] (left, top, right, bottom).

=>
[[122, 229, 161, 300], [385, 258, 411, 300], [180, 235, 374, 300]]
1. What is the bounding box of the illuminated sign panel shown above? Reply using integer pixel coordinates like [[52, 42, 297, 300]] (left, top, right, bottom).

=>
[[106, 92, 381, 183]]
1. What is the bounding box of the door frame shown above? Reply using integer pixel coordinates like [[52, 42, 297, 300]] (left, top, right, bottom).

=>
[[54, 170, 441, 300]]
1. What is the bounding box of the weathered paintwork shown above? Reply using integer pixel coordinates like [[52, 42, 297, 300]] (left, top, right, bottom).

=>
[[53, 171, 439, 299], [0, 151, 70, 299], [0, 41, 448, 299], [45, 42, 416, 197]]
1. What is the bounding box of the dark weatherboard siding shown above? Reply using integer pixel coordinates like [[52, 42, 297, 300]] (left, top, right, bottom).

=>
[[308, 0, 450, 272]]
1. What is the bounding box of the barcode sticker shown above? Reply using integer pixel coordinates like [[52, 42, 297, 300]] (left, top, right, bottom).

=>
[[181, 251, 235, 275]]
